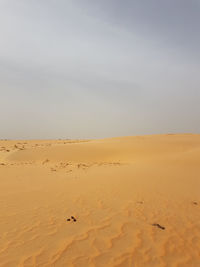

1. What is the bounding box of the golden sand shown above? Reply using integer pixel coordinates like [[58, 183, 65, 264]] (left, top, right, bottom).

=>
[[0, 134, 200, 266]]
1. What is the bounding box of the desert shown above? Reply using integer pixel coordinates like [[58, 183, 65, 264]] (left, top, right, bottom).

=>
[[1, 0, 200, 266], [0, 134, 200, 266]]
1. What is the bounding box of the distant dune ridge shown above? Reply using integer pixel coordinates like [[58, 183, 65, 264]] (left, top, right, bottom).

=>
[[0, 134, 200, 266]]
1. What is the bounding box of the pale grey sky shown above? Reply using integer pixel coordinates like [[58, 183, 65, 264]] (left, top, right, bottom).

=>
[[0, 0, 200, 139]]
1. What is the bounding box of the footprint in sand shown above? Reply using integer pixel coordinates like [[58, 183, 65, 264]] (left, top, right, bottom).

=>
[[192, 201, 198, 205], [42, 159, 49, 164]]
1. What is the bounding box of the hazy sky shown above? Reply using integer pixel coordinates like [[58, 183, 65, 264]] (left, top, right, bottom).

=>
[[0, 0, 200, 139]]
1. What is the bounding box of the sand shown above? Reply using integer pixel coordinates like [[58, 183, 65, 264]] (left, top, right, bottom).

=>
[[0, 134, 200, 267]]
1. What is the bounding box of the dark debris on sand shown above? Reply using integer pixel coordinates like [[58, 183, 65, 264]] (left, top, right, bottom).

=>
[[66, 216, 77, 222], [152, 223, 165, 230]]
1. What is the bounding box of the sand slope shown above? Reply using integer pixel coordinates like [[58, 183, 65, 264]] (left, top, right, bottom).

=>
[[0, 134, 200, 266]]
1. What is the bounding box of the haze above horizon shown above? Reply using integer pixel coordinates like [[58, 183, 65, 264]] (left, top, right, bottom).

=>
[[0, 0, 200, 139]]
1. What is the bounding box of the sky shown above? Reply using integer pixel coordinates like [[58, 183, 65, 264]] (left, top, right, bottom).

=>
[[0, 0, 200, 139]]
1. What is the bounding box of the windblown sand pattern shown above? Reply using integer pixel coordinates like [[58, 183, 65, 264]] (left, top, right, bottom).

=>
[[0, 135, 200, 266]]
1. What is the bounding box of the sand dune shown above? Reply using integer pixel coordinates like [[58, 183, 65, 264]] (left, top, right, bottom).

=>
[[0, 134, 200, 266]]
